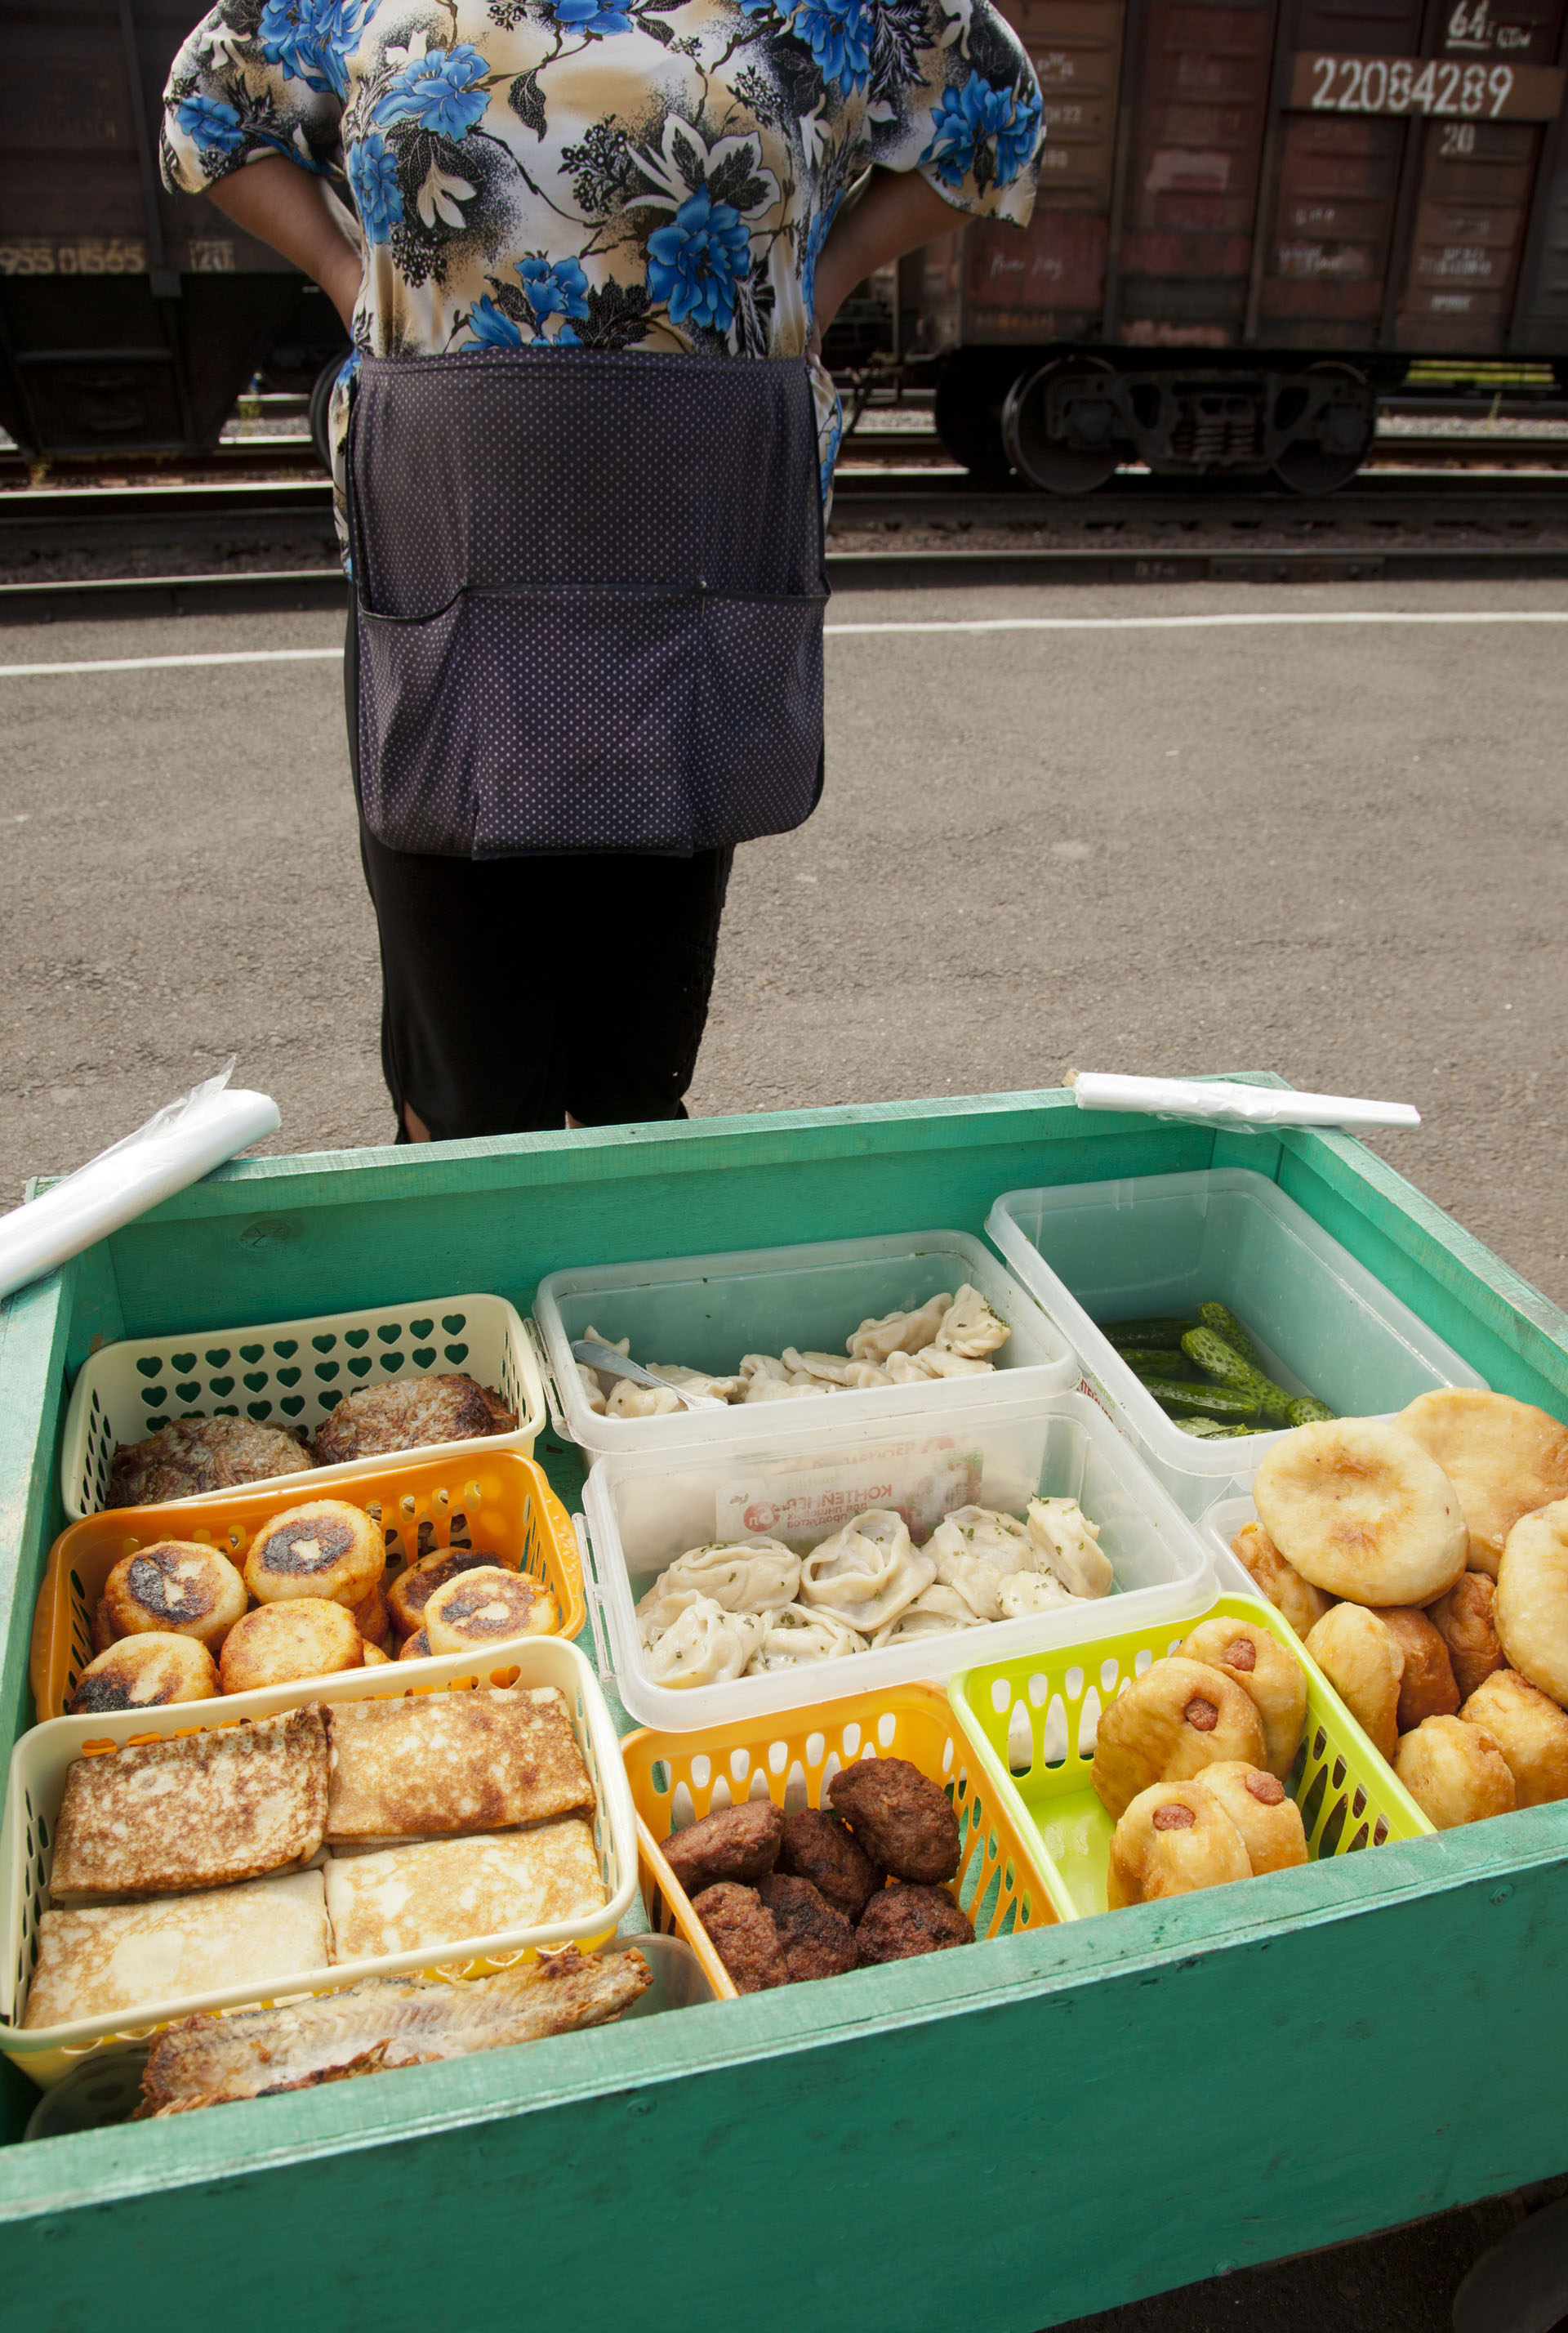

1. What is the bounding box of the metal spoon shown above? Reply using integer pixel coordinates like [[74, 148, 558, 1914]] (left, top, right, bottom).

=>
[[571, 1340, 728, 1412]]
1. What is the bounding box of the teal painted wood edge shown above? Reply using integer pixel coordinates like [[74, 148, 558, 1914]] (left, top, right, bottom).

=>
[[1273, 1125, 1568, 1398], [1, 1811, 1564, 2333], [0, 1270, 74, 1754]]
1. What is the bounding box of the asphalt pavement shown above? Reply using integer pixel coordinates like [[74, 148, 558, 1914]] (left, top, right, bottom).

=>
[[3, 577, 1566, 1305], [2, 576, 1566, 2325]]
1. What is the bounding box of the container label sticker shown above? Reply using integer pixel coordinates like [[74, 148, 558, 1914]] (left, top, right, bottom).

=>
[[715, 1435, 984, 1547]]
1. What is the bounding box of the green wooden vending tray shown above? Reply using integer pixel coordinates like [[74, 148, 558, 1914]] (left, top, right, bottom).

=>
[[2, 1078, 1567, 2333]]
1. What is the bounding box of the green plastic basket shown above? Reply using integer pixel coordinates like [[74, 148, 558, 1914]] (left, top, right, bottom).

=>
[[948, 1593, 1434, 1923]]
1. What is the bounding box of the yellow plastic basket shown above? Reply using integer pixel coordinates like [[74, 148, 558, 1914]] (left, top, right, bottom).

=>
[[2, 1635, 637, 2089], [29, 1450, 582, 1724], [622, 1680, 1060, 2001], [948, 1593, 1434, 1923]]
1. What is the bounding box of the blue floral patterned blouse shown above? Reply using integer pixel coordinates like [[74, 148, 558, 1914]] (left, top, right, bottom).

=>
[[161, 0, 1043, 519]]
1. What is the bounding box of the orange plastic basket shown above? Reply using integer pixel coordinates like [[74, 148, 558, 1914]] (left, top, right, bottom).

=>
[[29, 1450, 582, 1722], [622, 1681, 1059, 2001]]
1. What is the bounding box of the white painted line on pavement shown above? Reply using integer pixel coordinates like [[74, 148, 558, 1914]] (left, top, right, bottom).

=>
[[2, 608, 1566, 677]]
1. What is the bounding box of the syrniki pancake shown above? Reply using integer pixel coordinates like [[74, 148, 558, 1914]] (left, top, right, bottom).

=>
[[1253, 1418, 1468, 1607], [100, 1542, 247, 1649]]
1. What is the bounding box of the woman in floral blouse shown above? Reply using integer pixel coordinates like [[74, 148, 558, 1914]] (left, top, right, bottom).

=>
[[162, 0, 1041, 1140]]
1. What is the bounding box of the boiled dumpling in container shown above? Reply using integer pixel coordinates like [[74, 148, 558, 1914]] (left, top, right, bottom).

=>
[[746, 1604, 868, 1671], [1027, 1497, 1113, 1599], [928, 1504, 1037, 1622], [870, 1584, 984, 1648], [997, 1572, 1075, 1619], [575, 1363, 608, 1418], [644, 1539, 800, 1617], [636, 1585, 706, 1649], [644, 1599, 767, 1688], [646, 1363, 749, 1403], [912, 1346, 996, 1380], [607, 1378, 683, 1418], [744, 1376, 821, 1403], [933, 1284, 1009, 1360], [798, 1509, 934, 1632], [846, 1292, 952, 1364]]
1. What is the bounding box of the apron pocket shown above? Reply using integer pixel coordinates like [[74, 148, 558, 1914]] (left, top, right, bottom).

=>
[[356, 589, 707, 857], [691, 595, 826, 850]]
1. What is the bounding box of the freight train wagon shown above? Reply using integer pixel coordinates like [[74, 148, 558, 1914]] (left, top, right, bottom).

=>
[[920, 0, 1568, 487], [0, 0, 348, 458]]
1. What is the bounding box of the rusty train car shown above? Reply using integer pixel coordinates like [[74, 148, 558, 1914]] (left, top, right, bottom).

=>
[[921, 0, 1568, 486], [0, 0, 348, 458], [2, 0, 1566, 472]]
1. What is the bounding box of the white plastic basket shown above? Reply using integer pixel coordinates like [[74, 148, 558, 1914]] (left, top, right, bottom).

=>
[[0, 1635, 637, 2089], [987, 1168, 1486, 1515], [581, 1390, 1214, 1732], [535, 1229, 1076, 1455], [60, 1291, 546, 1522]]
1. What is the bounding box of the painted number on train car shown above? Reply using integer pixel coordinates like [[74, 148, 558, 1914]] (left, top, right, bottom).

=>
[[1289, 53, 1565, 119]]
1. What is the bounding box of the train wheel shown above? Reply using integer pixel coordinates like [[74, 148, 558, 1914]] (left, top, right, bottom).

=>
[[1001, 358, 1119, 494], [933, 353, 1013, 480], [1271, 362, 1376, 494]]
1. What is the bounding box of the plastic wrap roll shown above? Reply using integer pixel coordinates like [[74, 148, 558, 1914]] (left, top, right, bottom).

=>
[[0, 1063, 279, 1302], [1072, 1073, 1419, 1133]]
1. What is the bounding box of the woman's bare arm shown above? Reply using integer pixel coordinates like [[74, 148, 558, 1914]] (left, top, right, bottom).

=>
[[202, 155, 363, 329], [809, 167, 960, 354]]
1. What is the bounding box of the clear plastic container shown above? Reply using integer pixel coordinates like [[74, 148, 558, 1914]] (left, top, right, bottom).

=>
[[987, 1168, 1486, 1515], [534, 1229, 1076, 1455], [580, 1390, 1213, 1732]]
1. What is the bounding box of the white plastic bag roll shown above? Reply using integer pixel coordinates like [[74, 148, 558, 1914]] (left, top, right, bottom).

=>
[[1072, 1073, 1419, 1132], [0, 1061, 279, 1302]]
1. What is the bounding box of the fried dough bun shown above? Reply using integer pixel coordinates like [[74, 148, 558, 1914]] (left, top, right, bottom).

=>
[[1395, 1389, 1568, 1579], [1254, 1420, 1468, 1608], [422, 1566, 558, 1654], [1304, 1604, 1403, 1765], [1178, 1616, 1307, 1778], [68, 1633, 218, 1715], [399, 1629, 432, 1662], [1370, 1605, 1460, 1732], [1428, 1572, 1506, 1702], [1091, 1657, 1267, 1822], [1106, 1780, 1252, 1909], [243, 1500, 385, 1610], [219, 1598, 364, 1695], [352, 1578, 391, 1652], [100, 1541, 247, 1650], [1495, 1499, 1568, 1709], [1460, 1670, 1568, 1807], [1394, 1715, 1515, 1829], [1230, 1521, 1333, 1640], [1196, 1761, 1308, 1876], [361, 1644, 392, 1667]]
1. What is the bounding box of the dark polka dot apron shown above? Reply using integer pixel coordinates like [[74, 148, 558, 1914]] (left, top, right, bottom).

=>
[[346, 346, 827, 858]]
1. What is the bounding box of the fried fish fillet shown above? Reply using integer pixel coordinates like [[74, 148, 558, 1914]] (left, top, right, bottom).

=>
[[50, 1706, 327, 1903], [137, 1946, 650, 2113]]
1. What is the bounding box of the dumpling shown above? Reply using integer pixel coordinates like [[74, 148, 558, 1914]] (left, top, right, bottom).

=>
[[644, 1539, 800, 1617], [782, 1348, 861, 1386], [928, 1505, 1038, 1622], [846, 1294, 953, 1364], [744, 1376, 820, 1403], [870, 1584, 985, 1648], [996, 1572, 1075, 1619], [1027, 1497, 1113, 1598], [606, 1379, 682, 1419], [883, 1351, 933, 1385], [798, 1510, 935, 1632], [646, 1364, 748, 1403], [746, 1604, 868, 1671], [644, 1598, 767, 1688], [636, 1586, 707, 1649], [740, 1354, 791, 1383], [912, 1346, 996, 1380], [933, 1284, 1010, 1360], [575, 1363, 608, 1418]]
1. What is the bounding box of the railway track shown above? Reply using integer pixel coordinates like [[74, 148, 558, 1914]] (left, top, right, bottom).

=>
[[3, 448, 1566, 618]]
